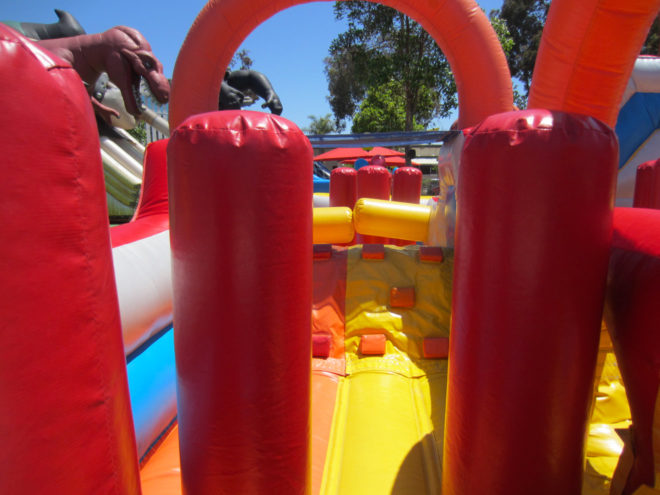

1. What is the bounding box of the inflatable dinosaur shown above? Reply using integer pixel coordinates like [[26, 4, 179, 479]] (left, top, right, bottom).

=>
[[1, 8, 85, 40], [36, 25, 170, 119]]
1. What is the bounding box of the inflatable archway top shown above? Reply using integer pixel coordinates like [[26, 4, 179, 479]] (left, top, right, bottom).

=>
[[169, 0, 514, 131], [529, 0, 660, 127]]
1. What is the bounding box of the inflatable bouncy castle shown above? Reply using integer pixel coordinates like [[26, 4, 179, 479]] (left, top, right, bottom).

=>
[[1, 0, 660, 494]]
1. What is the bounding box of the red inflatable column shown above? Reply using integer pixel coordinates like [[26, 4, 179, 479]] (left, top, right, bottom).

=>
[[443, 110, 618, 494], [329, 167, 357, 245], [0, 26, 140, 494], [633, 158, 660, 209], [356, 165, 391, 244], [330, 166, 358, 209], [111, 138, 170, 247], [169, 111, 312, 494], [392, 166, 422, 245], [606, 207, 660, 494]]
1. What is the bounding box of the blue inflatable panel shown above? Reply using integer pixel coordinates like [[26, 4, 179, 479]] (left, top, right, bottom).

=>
[[616, 92, 660, 168], [126, 326, 177, 460], [313, 175, 330, 193]]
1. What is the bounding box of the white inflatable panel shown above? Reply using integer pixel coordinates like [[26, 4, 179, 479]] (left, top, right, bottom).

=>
[[616, 128, 660, 207], [113, 230, 173, 355], [313, 193, 330, 207], [620, 56, 660, 107]]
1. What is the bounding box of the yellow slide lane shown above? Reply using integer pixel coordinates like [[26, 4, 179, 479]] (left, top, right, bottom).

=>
[[318, 245, 453, 494]]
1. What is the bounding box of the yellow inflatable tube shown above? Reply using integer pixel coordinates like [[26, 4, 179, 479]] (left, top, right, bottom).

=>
[[353, 198, 432, 243], [313, 207, 354, 244], [312, 201, 433, 245]]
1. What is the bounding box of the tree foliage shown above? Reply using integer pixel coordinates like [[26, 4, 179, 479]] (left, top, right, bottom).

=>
[[127, 121, 147, 145], [496, 0, 549, 94], [229, 49, 253, 70], [305, 114, 337, 134], [325, 1, 455, 132], [352, 80, 433, 133]]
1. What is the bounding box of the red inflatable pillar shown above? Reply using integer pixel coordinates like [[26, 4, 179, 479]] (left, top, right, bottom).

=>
[[391, 166, 422, 245], [443, 110, 618, 494], [111, 138, 170, 247], [132, 139, 170, 222], [0, 26, 140, 494], [329, 167, 357, 245], [168, 111, 312, 494], [606, 207, 660, 494], [330, 166, 358, 209], [633, 158, 660, 209], [356, 165, 391, 244]]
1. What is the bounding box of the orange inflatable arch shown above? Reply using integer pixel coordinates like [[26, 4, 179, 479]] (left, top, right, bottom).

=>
[[529, 0, 660, 127], [169, 0, 514, 131], [170, 0, 660, 133]]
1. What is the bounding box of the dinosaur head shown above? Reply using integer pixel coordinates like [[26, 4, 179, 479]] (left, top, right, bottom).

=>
[[99, 26, 170, 116]]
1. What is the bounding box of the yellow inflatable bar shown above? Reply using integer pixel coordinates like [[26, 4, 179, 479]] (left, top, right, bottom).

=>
[[312, 200, 433, 245]]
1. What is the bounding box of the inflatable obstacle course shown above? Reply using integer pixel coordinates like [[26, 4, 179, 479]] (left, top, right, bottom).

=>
[[2, 0, 660, 493]]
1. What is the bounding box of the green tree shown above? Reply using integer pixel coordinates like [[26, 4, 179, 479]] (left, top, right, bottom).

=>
[[229, 49, 253, 70], [325, 1, 455, 133], [496, 0, 549, 95], [127, 120, 147, 145], [306, 114, 337, 134], [352, 80, 433, 133]]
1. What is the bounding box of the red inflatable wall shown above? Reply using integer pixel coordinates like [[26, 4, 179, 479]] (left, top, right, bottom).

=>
[[443, 110, 618, 494], [168, 111, 312, 494], [0, 26, 140, 494]]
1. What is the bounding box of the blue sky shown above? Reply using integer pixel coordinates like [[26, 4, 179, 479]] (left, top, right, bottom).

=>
[[3, 0, 504, 130]]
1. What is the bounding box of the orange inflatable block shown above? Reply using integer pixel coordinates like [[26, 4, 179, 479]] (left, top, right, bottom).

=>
[[420, 246, 444, 263], [360, 334, 387, 356], [390, 286, 416, 308], [361, 244, 385, 260]]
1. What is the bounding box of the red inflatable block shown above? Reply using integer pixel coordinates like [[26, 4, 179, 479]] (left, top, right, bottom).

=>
[[419, 246, 444, 263], [313, 244, 333, 260], [390, 286, 416, 308], [361, 244, 385, 260], [423, 338, 450, 359], [312, 333, 333, 359]]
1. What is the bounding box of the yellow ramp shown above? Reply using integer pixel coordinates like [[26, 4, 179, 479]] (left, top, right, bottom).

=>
[[319, 245, 452, 494]]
